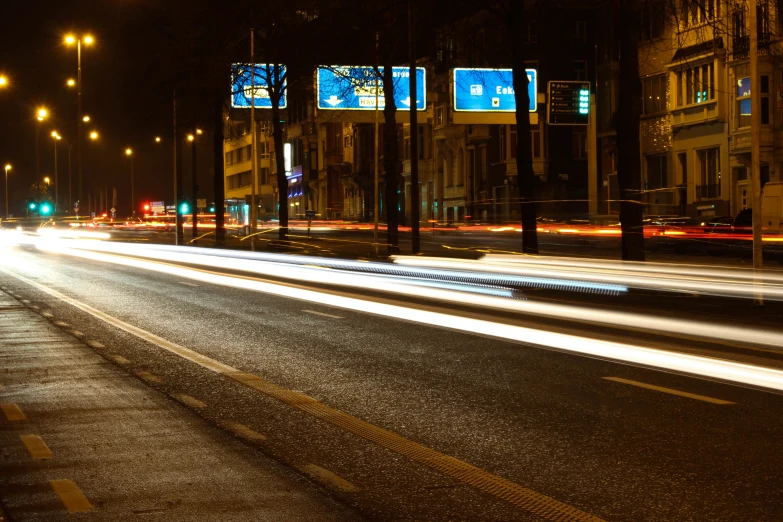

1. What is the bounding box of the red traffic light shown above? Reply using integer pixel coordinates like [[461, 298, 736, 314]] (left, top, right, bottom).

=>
[[143, 204, 150, 211]]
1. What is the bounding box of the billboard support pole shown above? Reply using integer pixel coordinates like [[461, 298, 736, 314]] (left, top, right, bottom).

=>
[[374, 33, 380, 256], [409, 1, 420, 253]]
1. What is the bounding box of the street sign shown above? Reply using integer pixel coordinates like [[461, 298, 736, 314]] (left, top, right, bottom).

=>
[[453, 68, 537, 113], [231, 64, 287, 109], [547, 81, 590, 125], [151, 201, 165, 214], [317, 66, 426, 111], [305, 210, 316, 219], [197, 198, 207, 208]]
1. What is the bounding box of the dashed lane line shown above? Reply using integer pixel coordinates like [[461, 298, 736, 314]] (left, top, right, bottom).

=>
[[50, 479, 93, 513], [302, 309, 344, 319], [111, 355, 131, 365], [300, 464, 358, 492], [0, 267, 605, 522], [219, 421, 267, 441], [20, 434, 54, 460], [603, 377, 736, 405], [136, 371, 163, 384], [174, 393, 207, 409], [1, 403, 26, 422], [178, 281, 200, 287]]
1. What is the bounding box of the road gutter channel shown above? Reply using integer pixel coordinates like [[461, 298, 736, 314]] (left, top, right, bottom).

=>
[[0, 266, 604, 522]]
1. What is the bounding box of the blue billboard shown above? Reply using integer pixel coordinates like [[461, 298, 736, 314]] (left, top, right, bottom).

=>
[[317, 66, 426, 111], [231, 64, 287, 109], [453, 68, 537, 113]]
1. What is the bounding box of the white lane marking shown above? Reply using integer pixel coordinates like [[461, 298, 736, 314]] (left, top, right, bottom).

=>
[[302, 309, 344, 319], [178, 281, 200, 287], [2, 262, 783, 393]]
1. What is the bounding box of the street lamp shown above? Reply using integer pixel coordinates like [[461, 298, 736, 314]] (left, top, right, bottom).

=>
[[65, 33, 94, 205], [51, 131, 62, 212], [125, 148, 135, 217], [35, 108, 48, 209], [4, 164, 10, 219], [0, 76, 7, 88], [82, 115, 90, 123], [89, 131, 98, 140], [187, 128, 202, 239], [66, 78, 76, 88], [154, 136, 161, 143]]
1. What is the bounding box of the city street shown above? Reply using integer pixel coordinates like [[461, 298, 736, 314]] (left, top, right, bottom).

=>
[[2, 236, 783, 521]]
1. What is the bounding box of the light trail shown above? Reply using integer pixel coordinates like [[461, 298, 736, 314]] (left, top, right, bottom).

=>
[[5, 241, 783, 392]]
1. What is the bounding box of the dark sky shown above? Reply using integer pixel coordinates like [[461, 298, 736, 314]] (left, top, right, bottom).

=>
[[0, 0, 213, 216]]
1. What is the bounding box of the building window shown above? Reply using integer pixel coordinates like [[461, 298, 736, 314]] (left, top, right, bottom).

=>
[[573, 21, 586, 43], [645, 154, 668, 190], [510, 125, 517, 159], [418, 125, 426, 159], [573, 61, 587, 81], [641, 4, 665, 41], [404, 138, 411, 161], [697, 147, 721, 196], [435, 105, 447, 128], [527, 22, 537, 43], [677, 63, 714, 106], [761, 75, 770, 125], [642, 74, 667, 115], [737, 77, 751, 128], [682, 0, 718, 27]]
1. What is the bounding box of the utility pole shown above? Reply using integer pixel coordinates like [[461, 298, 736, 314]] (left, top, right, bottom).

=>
[[374, 32, 380, 256], [408, 1, 420, 254], [749, 0, 764, 303], [192, 129, 198, 239], [250, 29, 259, 236]]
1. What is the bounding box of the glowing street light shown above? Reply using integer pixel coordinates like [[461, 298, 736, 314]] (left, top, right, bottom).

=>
[[155, 136, 161, 143], [196, 128, 203, 135], [67, 78, 76, 87], [37, 108, 48, 121], [89, 131, 99, 140], [82, 115, 90, 123], [125, 148, 135, 216], [0, 76, 7, 87], [187, 134, 195, 142], [65, 33, 95, 203]]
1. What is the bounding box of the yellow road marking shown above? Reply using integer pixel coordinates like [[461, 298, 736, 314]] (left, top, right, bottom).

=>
[[220, 421, 267, 441], [300, 464, 358, 492], [302, 309, 344, 319], [111, 355, 130, 365], [54, 321, 69, 328], [174, 394, 206, 409], [1, 265, 605, 521], [86, 340, 105, 349], [136, 371, 163, 384], [1, 403, 26, 421], [21, 434, 53, 460], [603, 377, 736, 405], [50, 479, 92, 512]]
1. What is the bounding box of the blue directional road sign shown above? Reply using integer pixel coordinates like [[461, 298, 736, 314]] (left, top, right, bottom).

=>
[[453, 68, 537, 113], [317, 66, 426, 111], [231, 64, 287, 109]]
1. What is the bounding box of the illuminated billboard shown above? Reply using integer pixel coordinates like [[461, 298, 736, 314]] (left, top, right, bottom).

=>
[[231, 64, 287, 109], [453, 68, 537, 113], [317, 66, 426, 111]]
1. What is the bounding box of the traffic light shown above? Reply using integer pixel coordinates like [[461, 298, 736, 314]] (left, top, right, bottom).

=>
[[180, 202, 189, 214], [28, 202, 37, 210], [143, 203, 150, 212], [209, 204, 215, 213], [40, 203, 52, 216]]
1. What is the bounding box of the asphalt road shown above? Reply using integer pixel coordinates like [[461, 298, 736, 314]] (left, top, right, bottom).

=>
[[1, 242, 783, 521]]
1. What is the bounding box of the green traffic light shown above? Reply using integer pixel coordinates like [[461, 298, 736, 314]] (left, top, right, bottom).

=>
[[29, 202, 37, 210], [209, 206, 215, 213], [180, 203, 189, 214], [40, 204, 52, 215]]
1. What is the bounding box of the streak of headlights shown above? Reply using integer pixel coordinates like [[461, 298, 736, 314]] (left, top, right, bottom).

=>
[[393, 255, 783, 301], [33, 239, 783, 350], [23, 241, 783, 392]]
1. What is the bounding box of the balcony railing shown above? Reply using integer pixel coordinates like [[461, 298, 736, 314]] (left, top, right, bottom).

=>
[[733, 33, 770, 59], [698, 183, 721, 199]]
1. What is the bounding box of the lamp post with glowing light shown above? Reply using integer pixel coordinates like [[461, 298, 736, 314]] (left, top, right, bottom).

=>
[[4, 164, 10, 219], [65, 33, 94, 205], [187, 128, 202, 239], [125, 148, 135, 217], [51, 131, 63, 212], [35, 108, 48, 209], [0, 75, 8, 88]]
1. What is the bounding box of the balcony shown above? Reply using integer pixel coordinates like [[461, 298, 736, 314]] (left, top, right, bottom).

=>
[[732, 33, 770, 60], [697, 183, 721, 200]]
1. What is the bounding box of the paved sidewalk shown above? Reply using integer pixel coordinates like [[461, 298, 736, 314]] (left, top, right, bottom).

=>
[[0, 289, 360, 521]]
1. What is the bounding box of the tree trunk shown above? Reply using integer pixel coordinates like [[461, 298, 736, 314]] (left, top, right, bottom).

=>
[[213, 96, 225, 245], [272, 73, 288, 242], [616, 0, 645, 261], [509, 1, 539, 254], [382, 50, 400, 255]]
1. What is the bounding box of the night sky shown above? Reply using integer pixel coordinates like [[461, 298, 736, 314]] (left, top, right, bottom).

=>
[[0, 0, 213, 216]]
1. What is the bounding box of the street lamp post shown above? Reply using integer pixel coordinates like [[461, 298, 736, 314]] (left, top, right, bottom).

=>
[[65, 34, 94, 206], [52, 132, 62, 212], [4, 164, 10, 219], [188, 129, 202, 240], [125, 148, 135, 217], [35, 109, 47, 209]]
